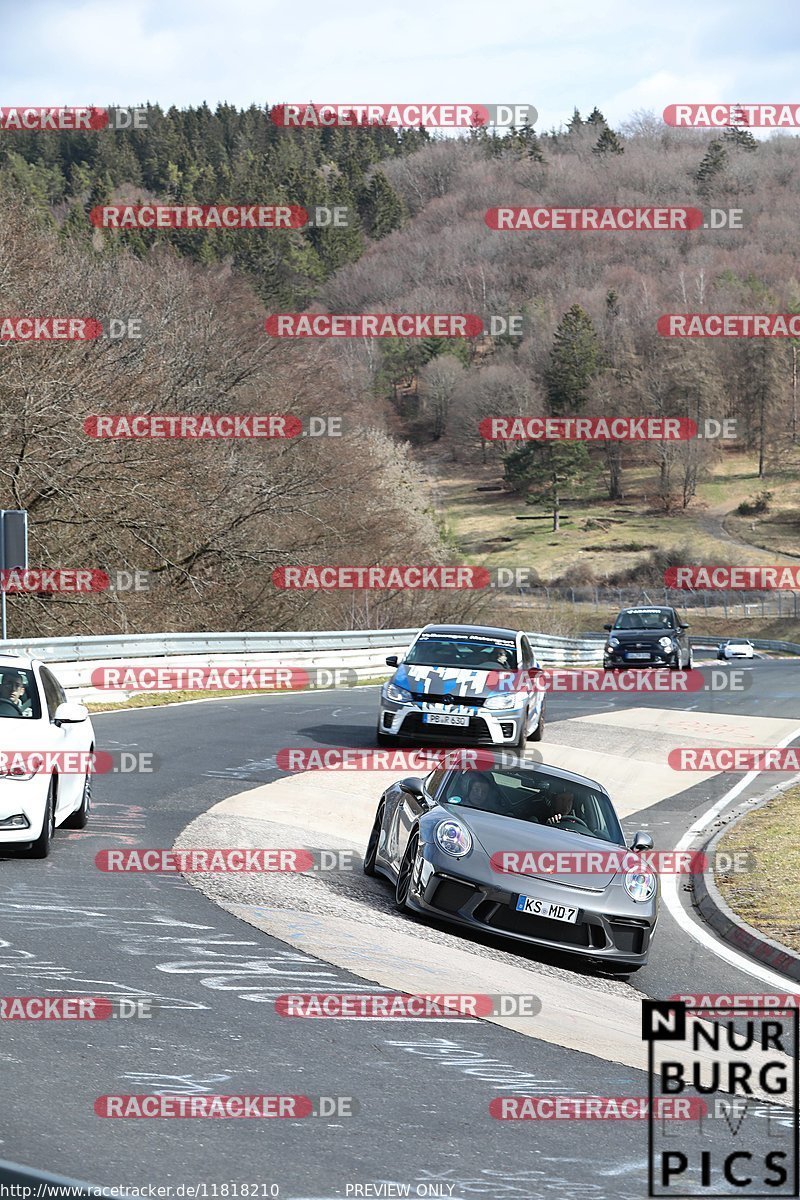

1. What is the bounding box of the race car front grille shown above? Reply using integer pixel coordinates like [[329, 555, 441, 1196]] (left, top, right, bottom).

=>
[[400, 713, 493, 743], [475, 901, 593, 948], [427, 877, 478, 914], [608, 919, 648, 955], [412, 693, 488, 708]]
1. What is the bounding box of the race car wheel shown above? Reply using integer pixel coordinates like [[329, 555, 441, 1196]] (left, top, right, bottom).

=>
[[363, 803, 384, 876], [26, 777, 56, 859], [63, 763, 92, 830], [530, 704, 545, 742], [394, 831, 420, 911]]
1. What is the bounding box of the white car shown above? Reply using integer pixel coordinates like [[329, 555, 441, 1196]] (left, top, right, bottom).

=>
[[718, 639, 755, 660], [0, 655, 95, 857]]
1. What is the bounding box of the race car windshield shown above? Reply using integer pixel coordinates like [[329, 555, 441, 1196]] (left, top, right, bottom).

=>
[[613, 609, 676, 631], [0, 667, 40, 719], [441, 768, 626, 844], [405, 635, 518, 670]]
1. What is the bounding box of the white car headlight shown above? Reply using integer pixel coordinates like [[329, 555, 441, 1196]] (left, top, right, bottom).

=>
[[384, 682, 412, 703], [0, 766, 36, 781], [607, 637, 620, 648], [624, 870, 657, 902], [658, 637, 674, 650], [435, 818, 472, 857], [484, 693, 523, 710]]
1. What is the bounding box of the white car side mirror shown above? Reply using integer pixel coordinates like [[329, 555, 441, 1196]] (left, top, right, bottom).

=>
[[53, 701, 89, 726]]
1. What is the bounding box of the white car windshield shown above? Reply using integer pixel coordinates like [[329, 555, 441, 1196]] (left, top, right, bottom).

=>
[[0, 668, 40, 718], [405, 634, 518, 670]]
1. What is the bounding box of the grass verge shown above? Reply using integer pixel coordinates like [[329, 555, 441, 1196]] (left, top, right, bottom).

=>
[[715, 785, 800, 954]]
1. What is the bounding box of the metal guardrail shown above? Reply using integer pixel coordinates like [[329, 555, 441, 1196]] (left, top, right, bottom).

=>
[[0, 628, 602, 664]]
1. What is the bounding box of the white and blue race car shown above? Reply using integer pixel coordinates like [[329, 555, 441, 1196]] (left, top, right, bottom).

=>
[[377, 623, 545, 749]]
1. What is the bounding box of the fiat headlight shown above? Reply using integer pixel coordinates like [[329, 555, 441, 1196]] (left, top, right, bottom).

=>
[[607, 637, 620, 648], [435, 819, 472, 857], [658, 637, 674, 650]]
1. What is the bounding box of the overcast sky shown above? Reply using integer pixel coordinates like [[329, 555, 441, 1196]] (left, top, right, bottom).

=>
[[2, 0, 798, 132]]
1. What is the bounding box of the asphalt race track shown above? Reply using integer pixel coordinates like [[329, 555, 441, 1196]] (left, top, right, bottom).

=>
[[1, 659, 798, 1199]]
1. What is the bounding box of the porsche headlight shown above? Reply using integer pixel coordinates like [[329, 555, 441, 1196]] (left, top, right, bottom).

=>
[[484, 693, 523, 710], [435, 819, 472, 857], [624, 870, 657, 902], [658, 637, 674, 650], [384, 682, 412, 703]]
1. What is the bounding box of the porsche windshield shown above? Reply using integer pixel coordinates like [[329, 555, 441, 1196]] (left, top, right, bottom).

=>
[[441, 767, 626, 845], [612, 609, 676, 631], [405, 635, 518, 670]]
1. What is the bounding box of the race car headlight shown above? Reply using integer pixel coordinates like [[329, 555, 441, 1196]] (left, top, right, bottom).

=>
[[484, 693, 523, 710], [384, 682, 412, 703], [624, 870, 657, 902], [607, 637, 620, 648], [658, 637, 674, 650], [435, 819, 472, 857]]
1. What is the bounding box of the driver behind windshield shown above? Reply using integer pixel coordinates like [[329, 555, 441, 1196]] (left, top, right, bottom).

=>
[[0, 673, 25, 716]]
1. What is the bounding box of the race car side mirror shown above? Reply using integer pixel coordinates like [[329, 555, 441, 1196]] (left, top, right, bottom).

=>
[[603, 624, 612, 631], [629, 831, 654, 852], [386, 655, 399, 667], [399, 777, 425, 799]]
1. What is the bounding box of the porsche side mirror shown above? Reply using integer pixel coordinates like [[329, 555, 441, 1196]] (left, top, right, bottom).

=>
[[629, 831, 654, 852], [386, 655, 399, 667], [399, 777, 425, 799]]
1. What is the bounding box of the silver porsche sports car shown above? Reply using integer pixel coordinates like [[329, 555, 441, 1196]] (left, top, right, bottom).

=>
[[364, 760, 659, 971]]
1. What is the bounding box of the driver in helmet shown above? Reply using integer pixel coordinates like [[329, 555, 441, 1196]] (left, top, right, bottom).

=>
[[545, 789, 575, 826]]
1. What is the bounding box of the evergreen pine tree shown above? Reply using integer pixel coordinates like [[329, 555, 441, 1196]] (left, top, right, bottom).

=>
[[593, 127, 624, 155]]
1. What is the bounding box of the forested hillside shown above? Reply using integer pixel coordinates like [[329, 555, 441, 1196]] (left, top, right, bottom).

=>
[[2, 104, 799, 634]]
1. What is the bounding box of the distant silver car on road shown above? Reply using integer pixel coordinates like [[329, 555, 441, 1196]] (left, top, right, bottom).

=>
[[364, 760, 659, 972]]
